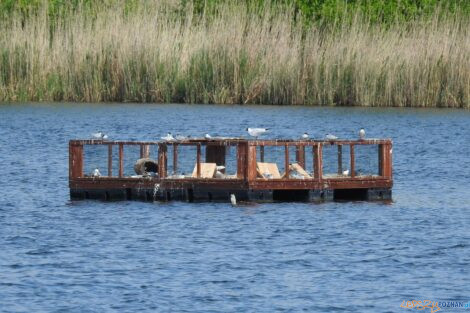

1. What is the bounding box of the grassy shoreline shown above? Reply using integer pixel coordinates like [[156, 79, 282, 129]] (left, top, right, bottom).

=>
[[0, 1, 469, 107]]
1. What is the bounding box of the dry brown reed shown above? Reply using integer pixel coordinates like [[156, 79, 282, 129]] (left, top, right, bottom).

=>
[[0, 1, 468, 107]]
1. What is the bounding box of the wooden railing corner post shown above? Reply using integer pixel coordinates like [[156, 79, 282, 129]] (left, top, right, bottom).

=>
[[196, 143, 201, 178], [350, 144, 355, 178], [284, 144, 290, 178], [118, 143, 124, 178]]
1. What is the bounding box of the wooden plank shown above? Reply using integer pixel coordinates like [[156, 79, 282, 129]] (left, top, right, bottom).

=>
[[70, 177, 248, 190], [108, 144, 113, 177], [119, 144, 124, 178], [237, 143, 247, 179], [248, 178, 392, 190], [247, 145, 257, 181], [296, 146, 305, 168], [284, 145, 290, 178], [71, 172, 392, 190], [192, 163, 217, 178], [350, 144, 355, 178], [173, 144, 178, 174], [196, 144, 201, 178], [257, 162, 282, 179], [290, 163, 311, 178], [313, 144, 322, 179], [337, 145, 343, 175]]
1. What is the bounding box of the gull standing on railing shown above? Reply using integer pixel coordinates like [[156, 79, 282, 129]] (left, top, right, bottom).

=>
[[359, 128, 366, 140], [325, 134, 338, 140], [161, 133, 174, 141], [246, 128, 269, 139], [92, 131, 108, 140]]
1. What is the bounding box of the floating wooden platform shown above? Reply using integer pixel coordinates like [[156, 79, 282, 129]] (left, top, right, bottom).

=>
[[69, 138, 393, 203]]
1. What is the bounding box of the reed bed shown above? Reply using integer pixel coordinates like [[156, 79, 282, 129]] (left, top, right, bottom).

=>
[[0, 1, 468, 107]]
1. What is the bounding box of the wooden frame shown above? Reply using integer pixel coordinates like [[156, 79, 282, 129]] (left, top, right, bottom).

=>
[[69, 138, 393, 191]]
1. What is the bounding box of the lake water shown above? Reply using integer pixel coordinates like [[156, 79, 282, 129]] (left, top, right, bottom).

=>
[[0, 103, 469, 312]]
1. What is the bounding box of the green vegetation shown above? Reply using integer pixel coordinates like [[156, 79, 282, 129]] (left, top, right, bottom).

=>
[[0, 0, 469, 107]]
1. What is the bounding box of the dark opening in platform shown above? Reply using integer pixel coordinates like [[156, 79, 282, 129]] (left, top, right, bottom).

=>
[[333, 188, 368, 201], [273, 190, 310, 202]]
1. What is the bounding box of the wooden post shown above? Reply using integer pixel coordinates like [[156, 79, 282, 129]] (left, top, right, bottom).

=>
[[237, 143, 247, 179], [284, 145, 290, 178], [196, 144, 201, 178], [260, 145, 265, 162], [108, 144, 113, 177], [247, 145, 257, 181], [337, 145, 343, 175], [158, 144, 167, 178], [173, 144, 178, 174], [388, 143, 393, 178], [350, 144, 355, 178], [296, 145, 305, 168], [118, 143, 124, 178], [140, 144, 149, 158], [313, 144, 322, 179], [381, 143, 392, 178], [69, 143, 83, 178], [378, 144, 383, 176]]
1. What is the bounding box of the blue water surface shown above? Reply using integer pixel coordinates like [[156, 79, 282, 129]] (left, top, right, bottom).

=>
[[0, 103, 469, 312]]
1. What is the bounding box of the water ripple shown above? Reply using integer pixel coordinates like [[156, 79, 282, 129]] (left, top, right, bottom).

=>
[[0, 103, 469, 312]]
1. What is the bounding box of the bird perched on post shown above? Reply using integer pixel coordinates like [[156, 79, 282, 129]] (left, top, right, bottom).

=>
[[325, 134, 338, 140], [246, 127, 269, 139], [175, 134, 187, 141], [161, 133, 174, 141], [359, 128, 366, 140], [92, 131, 108, 140], [92, 168, 101, 177]]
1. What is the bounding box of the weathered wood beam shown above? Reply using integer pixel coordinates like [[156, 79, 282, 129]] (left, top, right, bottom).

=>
[[119, 143, 124, 178], [108, 144, 113, 177]]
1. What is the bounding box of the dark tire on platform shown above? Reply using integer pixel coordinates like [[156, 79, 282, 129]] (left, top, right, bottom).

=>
[[134, 158, 158, 175]]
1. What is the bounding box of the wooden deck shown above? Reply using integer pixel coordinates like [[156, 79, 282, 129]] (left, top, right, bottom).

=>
[[69, 138, 393, 202]]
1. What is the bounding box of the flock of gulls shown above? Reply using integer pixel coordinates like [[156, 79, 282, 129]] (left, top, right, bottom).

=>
[[89, 127, 367, 184], [157, 127, 366, 141], [92, 127, 367, 142]]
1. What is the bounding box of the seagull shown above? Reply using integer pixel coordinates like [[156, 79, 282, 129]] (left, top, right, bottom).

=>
[[205, 133, 212, 139], [161, 133, 174, 141], [301, 133, 309, 139], [342, 169, 350, 176], [215, 171, 225, 178], [92, 131, 108, 140], [216, 165, 225, 171], [246, 127, 269, 139], [325, 134, 338, 140], [230, 194, 237, 206], [175, 134, 187, 141], [359, 128, 366, 140], [92, 168, 101, 177]]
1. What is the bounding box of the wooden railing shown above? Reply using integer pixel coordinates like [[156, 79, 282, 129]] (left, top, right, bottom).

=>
[[69, 139, 392, 181]]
